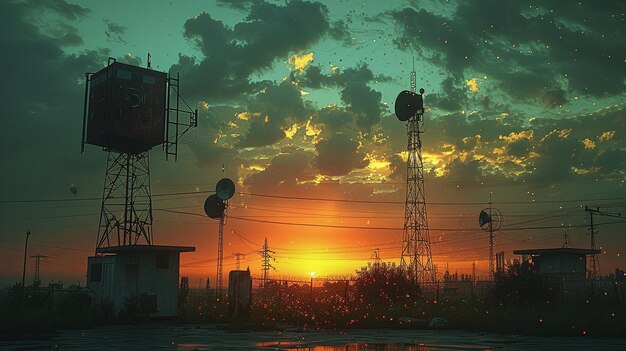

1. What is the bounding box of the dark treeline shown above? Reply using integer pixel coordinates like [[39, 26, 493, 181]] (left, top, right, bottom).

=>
[[1, 261, 624, 339]]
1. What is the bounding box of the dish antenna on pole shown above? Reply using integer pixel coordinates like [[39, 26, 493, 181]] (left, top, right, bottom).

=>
[[479, 200, 503, 282], [203, 176, 236, 295]]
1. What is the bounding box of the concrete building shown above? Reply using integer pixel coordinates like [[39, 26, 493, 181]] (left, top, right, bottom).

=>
[[513, 247, 600, 295], [87, 245, 194, 317]]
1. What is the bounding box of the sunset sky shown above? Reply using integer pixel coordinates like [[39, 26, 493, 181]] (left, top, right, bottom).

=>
[[1, 0, 625, 287]]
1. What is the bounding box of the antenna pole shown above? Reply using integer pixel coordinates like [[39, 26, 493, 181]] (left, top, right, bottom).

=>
[[400, 63, 436, 293], [488, 195, 494, 282], [216, 215, 224, 293]]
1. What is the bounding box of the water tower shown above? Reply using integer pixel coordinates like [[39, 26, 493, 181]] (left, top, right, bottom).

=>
[[82, 58, 197, 317]]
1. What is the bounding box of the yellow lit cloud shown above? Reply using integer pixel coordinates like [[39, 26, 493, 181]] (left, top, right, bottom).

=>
[[499, 130, 534, 143], [465, 78, 479, 92], [598, 130, 615, 141], [290, 52, 314, 72], [236, 111, 260, 121], [284, 124, 298, 139], [198, 101, 209, 110], [582, 138, 596, 149]]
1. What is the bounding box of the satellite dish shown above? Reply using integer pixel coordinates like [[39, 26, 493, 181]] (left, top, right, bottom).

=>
[[216, 178, 236, 201], [204, 194, 226, 219], [479, 208, 503, 231], [394, 90, 424, 121]]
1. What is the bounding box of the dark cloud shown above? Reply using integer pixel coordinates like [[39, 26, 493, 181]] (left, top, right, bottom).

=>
[[238, 80, 313, 147], [296, 64, 386, 131], [27, 0, 90, 20], [316, 106, 353, 132], [244, 149, 315, 188], [391, 1, 626, 106], [105, 21, 127, 43], [426, 76, 467, 112], [0, 0, 105, 201], [216, 0, 260, 11], [314, 132, 369, 176], [171, 0, 340, 101]]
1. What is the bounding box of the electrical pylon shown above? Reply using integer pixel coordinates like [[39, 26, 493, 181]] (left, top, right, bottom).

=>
[[260, 238, 275, 289]]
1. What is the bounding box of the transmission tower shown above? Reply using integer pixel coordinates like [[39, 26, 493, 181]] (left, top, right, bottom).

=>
[[260, 238, 275, 289], [233, 252, 245, 270], [30, 254, 48, 286], [398, 65, 436, 290], [370, 248, 382, 271], [96, 151, 153, 248], [584, 207, 624, 279]]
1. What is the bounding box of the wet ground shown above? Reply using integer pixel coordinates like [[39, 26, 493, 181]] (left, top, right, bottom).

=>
[[1, 325, 625, 351]]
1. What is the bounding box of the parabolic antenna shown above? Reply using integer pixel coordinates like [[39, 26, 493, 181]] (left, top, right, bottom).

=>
[[216, 178, 236, 201], [479, 208, 503, 231], [204, 194, 226, 219], [394, 90, 424, 121]]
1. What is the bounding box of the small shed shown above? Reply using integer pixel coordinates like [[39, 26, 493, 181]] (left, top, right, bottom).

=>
[[512, 247, 600, 280], [87, 245, 194, 317]]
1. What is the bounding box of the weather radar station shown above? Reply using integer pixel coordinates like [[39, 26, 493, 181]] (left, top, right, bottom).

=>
[[81, 57, 197, 317], [394, 66, 437, 292]]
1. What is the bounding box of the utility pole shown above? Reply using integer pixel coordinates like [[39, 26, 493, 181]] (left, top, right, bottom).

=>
[[30, 254, 48, 286], [584, 207, 624, 279], [260, 238, 275, 289], [21, 230, 31, 295], [233, 252, 245, 270]]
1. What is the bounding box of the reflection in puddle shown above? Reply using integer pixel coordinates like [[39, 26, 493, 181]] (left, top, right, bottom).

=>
[[257, 341, 303, 347], [279, 344, 493, 351]]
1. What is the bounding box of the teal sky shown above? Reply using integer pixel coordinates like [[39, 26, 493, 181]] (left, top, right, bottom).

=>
[[0, 0, 625, 285]]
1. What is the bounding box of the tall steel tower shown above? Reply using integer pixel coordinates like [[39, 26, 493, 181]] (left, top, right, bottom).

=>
[[394, 70, 436, 290]]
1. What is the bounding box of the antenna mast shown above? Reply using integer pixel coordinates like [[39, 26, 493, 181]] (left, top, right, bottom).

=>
[[583, 206, 623, 279], [398, 59, 436, 291]]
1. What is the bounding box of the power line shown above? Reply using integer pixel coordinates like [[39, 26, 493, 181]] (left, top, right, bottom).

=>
[[2, 189, 624, 206]]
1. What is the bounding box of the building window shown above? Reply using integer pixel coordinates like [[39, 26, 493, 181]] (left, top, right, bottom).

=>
[[156, 252, 170, 269], [90, 263, 102, 282]]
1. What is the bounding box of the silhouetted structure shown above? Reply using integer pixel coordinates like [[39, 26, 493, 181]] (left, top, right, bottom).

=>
[[88, 245, 194, 317], [395, 65, 436, 290], [228, 269, 252, 317], [82, 58, 197, 317]]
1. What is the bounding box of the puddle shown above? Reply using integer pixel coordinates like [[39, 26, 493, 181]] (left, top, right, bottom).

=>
[[278, 344, 493, 351]]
